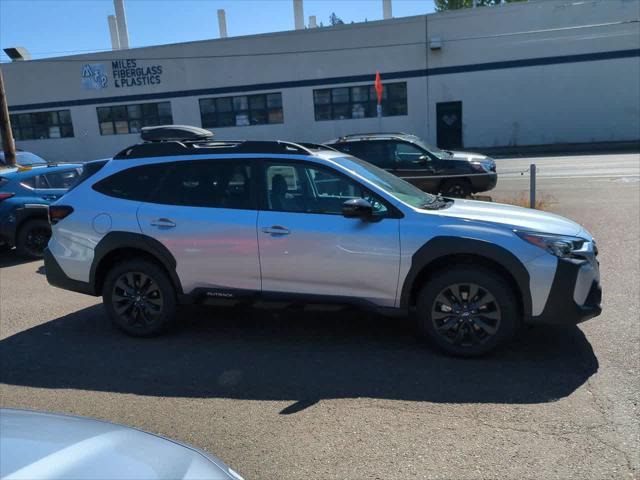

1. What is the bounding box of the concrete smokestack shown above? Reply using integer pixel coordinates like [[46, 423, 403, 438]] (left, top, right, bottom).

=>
[[383, 0, 392, 20], [217, 9, 228, 38], [113, 0, 130, 49], [293, 0, 304, 30], [308, 15, 317, 28], [108, 15, 120, 50]]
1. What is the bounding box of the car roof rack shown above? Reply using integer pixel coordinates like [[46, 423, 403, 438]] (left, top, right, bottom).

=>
[[337, 132, 415, 140], [113, 125, 317, 159], [140, 125, 214, 143], [297, 142, 339, 152]]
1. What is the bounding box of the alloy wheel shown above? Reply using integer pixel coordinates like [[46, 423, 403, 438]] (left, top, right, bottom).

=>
[[431, 282, 501, 347], [111, 271, 164, 328]]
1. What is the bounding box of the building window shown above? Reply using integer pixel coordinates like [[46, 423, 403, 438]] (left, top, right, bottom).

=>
[[199, 93, 284, 128], [10, 110, 74, 140], [97, 101, 173, 135], [313, 82, 407, 121]]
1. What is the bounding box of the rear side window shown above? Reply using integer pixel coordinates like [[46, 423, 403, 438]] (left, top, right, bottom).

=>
[[352, 140, 393, 168], [155, 160, 254, 210], [93, 164, 168, 201], [44, 169, 81, 189], [68, 160, 107, 192]]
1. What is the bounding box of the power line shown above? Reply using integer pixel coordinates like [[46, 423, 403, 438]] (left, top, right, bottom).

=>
[[1, 19, 635, 64]]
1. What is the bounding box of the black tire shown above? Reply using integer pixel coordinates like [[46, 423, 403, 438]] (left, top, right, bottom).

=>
[[102, 259, 177, 337], [440, 179, 471, 198], [416, 266, 520, 357], [16, 219, 51, 259]]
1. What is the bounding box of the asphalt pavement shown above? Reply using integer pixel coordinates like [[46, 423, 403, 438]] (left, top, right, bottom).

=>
[[1, 153, 638, 479]]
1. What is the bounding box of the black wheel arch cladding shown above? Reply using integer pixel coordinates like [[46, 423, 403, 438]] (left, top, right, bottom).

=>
[[90, 231, 183, 295], [400, 236, 532, 319]]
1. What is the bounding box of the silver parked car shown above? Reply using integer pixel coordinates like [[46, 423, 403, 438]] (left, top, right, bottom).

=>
[[43, 126, 601, 356], [0, 408, 244, 480]]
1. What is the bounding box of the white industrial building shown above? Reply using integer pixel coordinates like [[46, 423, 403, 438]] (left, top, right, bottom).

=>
[[2, 0, 639, 163]]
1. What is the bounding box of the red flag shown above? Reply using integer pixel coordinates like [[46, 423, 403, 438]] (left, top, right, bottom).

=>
[[374, 71, 383, 105]]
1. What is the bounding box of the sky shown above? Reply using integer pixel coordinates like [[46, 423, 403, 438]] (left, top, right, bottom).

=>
[[0, 0, 436, 62]]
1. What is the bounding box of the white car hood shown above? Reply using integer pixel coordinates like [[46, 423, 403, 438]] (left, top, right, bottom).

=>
[[435, 198, 585, 237], [0, 409, 239, 480]]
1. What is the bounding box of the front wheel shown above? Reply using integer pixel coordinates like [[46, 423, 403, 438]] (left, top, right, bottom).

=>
[[103, 259, 177, 337], [416, 266, 520, 356]]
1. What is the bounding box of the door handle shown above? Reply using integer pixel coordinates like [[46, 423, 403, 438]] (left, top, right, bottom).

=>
[[150, 218, 176, 228], [262, 225, 290, 235]]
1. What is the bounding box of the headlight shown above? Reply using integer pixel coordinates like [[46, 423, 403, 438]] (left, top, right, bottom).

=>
[[470, 162, 491, 173], [515, 231, 590, 258]]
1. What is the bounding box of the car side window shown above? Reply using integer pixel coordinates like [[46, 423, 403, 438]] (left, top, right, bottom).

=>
[[265, 161, 389, 216], [358, 141, 393, 169], [390, 141, 426, 169], [93, 164, 168, 201], [44, 170, 80, 189], [34, 175, 49, 189], [157, 160, 254, 210]]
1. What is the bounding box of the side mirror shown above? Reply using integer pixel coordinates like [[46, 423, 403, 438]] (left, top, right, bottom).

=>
[[342, 198, 373, 219]]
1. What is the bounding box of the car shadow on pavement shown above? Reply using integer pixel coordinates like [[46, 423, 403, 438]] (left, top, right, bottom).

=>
[[0, 250, 38, 268], [0, 305, 598, 414]]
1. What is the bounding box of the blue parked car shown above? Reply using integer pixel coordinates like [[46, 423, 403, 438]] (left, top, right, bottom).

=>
[[0, 163, 82, 258]]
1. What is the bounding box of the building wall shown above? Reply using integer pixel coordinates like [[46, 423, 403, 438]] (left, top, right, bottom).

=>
[[3, 0, 639, 162]]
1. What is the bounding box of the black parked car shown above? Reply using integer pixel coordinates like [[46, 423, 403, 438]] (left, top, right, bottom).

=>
[[326, 133, 497, 197]]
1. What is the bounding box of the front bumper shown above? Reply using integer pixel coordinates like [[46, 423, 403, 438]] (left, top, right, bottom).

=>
[[469, 172, 498, 193], [530, 256, 602, 325]]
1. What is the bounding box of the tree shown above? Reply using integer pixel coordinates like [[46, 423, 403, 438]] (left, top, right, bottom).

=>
[[329, 12, 345, 25], [434, 0, 526, 11]]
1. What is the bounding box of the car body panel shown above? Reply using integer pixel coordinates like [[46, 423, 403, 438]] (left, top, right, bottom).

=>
[[257, 210, 400, 306], [138, 203, 261, 293], [0, 408, 240, 480]]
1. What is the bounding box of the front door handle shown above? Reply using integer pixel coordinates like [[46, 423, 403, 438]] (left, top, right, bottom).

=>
[[262, 225, 290, 235], [150, 218, 176, 228]]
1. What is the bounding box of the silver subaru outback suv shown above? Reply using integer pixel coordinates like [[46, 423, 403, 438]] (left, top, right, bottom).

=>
[[44, 126, 601, 356]]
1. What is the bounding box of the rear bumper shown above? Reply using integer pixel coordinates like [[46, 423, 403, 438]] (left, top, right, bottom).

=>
[[44, 248, 97, 296], [529, 257, 602, 325], [469, 173, 498, 193]]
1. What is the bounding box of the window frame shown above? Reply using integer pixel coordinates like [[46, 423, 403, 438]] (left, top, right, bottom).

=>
[[313, 82, 407, 122], [9, 109, 74, 141], [199, 92, 284, 129], [257, 158, 401, 218], [96, 101, 174, 136]]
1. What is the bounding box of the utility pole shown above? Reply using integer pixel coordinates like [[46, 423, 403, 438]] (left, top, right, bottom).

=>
[[0, 67, 16, 167]]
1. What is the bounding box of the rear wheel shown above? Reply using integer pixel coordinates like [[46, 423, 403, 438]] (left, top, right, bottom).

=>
[[440, 179, 471, 198], [103, 259, 177, 337], [416, 266, 519, 356], [16, 219, 51, 259]]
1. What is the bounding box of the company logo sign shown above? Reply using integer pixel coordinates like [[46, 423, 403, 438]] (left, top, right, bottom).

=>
[[111, 59, 163, 88], [81, 64, 108, 90]]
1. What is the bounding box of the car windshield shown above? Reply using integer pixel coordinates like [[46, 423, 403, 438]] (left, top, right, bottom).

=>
[[411, 138, 451, 159], [0, 152, 48, 166], [335, 155, 437, 207]]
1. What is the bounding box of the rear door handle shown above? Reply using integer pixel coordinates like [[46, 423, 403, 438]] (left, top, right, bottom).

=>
[[262, 225, 290, 235], [150, 218, 176, 228]]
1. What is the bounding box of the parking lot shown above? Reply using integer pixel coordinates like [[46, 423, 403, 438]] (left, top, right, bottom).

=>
[[1, 153, 638, 479]]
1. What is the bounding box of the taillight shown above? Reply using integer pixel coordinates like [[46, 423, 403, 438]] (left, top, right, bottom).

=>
[[49, 205, 74, 225], [0, 192, 15, 201]]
